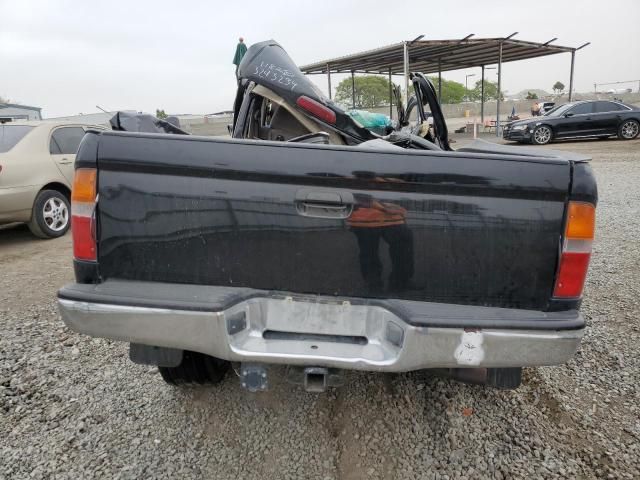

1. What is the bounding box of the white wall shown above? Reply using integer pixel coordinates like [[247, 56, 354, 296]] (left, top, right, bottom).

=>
[[0, 106, 41, 121]]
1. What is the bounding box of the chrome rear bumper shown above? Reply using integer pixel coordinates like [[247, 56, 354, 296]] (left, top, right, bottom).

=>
[[58, 282, 584, 372]]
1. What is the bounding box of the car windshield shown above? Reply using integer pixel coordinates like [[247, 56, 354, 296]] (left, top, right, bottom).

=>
[[0, 125, 35, 153], [543, 104, 573, 117]]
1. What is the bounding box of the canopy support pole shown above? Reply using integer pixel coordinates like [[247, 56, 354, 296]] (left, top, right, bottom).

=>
[[326, 63, 332, 99], [437, 59, 442, 100], [496, 42, 503, 137], [351, 71, 356, 109], [388, 68, 393, 118], [481, 65, 485, 123], [568, 50, 575, 102], [403, 41, 410, 104]]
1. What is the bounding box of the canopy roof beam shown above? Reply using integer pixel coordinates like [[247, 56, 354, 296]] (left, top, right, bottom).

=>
[[300, 36, 586, 77]]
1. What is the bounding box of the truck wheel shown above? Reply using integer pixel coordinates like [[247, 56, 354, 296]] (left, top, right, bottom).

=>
[[618, 119, 639, 140], [158, 350, 230, 385], [28, 189, 71, 238], [532, 125, 552, 145]]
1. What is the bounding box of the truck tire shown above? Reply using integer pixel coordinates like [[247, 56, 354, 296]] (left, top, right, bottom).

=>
[[158, 350, 230, 385], [28, 189, 71, 238]]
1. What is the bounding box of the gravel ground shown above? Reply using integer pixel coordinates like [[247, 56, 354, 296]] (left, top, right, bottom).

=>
[[1, 137, 639, 479]]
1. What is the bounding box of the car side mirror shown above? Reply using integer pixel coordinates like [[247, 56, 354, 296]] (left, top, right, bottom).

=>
[[564, 112, 574, 118]]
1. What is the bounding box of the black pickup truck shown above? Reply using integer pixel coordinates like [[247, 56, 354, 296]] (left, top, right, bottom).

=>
[[57, 41, 597, 392]]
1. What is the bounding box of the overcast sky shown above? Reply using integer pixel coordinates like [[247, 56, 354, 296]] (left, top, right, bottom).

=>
[[1, 0, 639, 117]]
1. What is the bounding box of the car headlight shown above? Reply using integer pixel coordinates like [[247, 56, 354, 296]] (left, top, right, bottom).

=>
[[512, 125, 527, 131]]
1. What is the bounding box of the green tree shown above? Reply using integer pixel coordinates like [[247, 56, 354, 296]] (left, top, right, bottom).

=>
[[427, 77, 466, 104], [526, 91, 538, 100], [553, 81, 565, 94], [334, 75, 393, 109], [156, 109, 167, 119], [468, 79, 504, 101]]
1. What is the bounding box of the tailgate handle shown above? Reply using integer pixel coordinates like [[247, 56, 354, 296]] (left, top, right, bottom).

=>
[[295, 189, 354, 219]]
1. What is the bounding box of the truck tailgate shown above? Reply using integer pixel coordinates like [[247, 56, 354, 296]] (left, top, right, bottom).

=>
[[94, 131, 571, 310]]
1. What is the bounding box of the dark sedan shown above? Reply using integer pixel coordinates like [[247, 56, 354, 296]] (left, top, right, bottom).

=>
[[503, 100, 640, 145]]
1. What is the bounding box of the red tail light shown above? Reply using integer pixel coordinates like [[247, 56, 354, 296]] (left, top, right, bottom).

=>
[[553, 202, 595, 298], [296, 96, 336, 124], [71, 168, 97, 261]]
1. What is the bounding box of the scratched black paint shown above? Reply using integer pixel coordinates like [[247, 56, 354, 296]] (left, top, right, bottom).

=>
[[89, 131, 585, 311]]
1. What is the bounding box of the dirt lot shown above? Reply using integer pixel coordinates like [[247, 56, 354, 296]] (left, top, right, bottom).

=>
[[1, 137, 639, 479]]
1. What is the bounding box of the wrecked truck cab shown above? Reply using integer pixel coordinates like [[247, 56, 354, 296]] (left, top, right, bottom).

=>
[[109, 40, 449, 150], [232, 40, 379, 145], [232, 40, 455, 151]]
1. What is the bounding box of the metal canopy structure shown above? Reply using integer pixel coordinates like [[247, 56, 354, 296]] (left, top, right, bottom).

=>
[[300, 34, 590, 135], [300, 37, 578, 75]]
